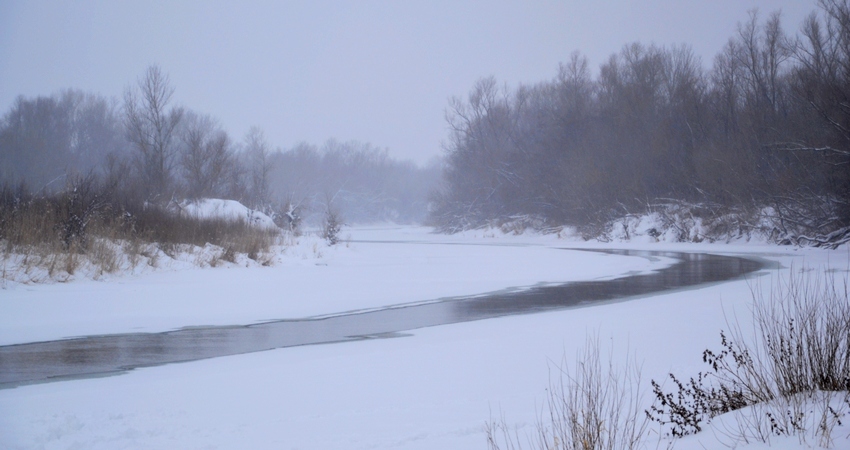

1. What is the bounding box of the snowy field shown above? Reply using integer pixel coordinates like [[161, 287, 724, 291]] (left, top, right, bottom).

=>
[[1, 225, 848, 449]]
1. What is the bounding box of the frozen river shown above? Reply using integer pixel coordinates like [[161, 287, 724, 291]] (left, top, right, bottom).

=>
[[0, 248, 764, 388]]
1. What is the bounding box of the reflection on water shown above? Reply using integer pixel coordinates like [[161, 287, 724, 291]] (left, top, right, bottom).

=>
[[0, 249, 764, 388]]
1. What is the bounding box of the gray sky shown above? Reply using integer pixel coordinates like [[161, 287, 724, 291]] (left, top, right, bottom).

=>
[[1, 0, 818, 164]]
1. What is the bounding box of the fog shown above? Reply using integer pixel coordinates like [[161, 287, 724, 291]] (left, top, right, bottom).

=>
[[1, 1, 815, 164], [4, 4, 850, 449], [4, 0, 846, 245]]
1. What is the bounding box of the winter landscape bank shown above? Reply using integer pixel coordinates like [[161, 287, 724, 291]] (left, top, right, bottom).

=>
[[1, 225, 848, 449], [3, 2, 850, 448]]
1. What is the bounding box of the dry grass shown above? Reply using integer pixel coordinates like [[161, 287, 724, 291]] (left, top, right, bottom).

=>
[[648, 267, 850, 447], [0, 179, 282, 283], [487, 336, 649, 450]]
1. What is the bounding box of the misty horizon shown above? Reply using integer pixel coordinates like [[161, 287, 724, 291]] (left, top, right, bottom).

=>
[[1, 1, 817, 164]]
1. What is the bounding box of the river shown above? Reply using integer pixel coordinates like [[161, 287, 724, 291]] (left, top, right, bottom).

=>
[[0, 248, 765, 388]]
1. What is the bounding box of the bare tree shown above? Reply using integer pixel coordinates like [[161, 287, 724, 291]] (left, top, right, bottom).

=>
[[734, 10, 792, 116], [123, 65, 184, 202], [0, 95, 74, 189], [556, 51, 593, 113], [243, 126, 274, 208], [794, 0, 850, 150], [0, 90, 127, 190], [782, 0, 850, 242], [711, 39, 744, 136], [180, 111, 232, 199]]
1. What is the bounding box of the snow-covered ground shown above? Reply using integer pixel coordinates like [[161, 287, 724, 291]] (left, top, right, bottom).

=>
[[1, 225, 848, 449], [178, 198, 278, 229], [0, 227, 665, 346]]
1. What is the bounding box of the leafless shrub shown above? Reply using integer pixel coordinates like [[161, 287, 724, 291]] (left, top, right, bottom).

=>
[[495, 215, 553, 235], [488, 336, 649, 450], [89, 238, 120, 275], [122, 239, 144, 267], [220, 245, 236, 264], [648, 267, 850, 446], [751, 269, 850, 396]]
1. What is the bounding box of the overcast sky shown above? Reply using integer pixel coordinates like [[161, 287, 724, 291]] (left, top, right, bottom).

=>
[[1, 0, 819, 164]]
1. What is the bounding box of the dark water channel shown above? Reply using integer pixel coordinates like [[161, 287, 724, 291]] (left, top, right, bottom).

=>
[[0, 249, 766, 389]]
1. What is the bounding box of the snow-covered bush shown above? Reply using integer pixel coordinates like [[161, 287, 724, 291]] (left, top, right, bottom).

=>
[[648, 268, 850, 446], [321, 208, 343, 246], [601, 201, 769, 244], [175, 198, 277, 229], [495, 215, 556, 236]]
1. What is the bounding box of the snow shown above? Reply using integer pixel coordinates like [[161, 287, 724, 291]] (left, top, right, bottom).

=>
[[1, 225, 848, 449], [178, 198, 278, 228], [0, 227, 664, 346]]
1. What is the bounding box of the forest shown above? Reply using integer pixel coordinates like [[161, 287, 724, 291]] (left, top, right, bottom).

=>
[[3, 2, 850, 250], [430, 2, 850, 247], [0, 66, 439, 231]]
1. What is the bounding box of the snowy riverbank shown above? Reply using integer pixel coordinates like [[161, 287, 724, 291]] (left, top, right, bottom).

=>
[[0, 226, 668, 346], [1, 225, 847, 449]]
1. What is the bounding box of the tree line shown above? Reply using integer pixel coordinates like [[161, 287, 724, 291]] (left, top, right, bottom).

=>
[[0, 66, 439, 229], [431, 1, 850, 246]]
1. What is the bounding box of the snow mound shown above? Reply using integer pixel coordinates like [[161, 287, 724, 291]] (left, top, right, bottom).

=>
[[179, 199, 278, 229]]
